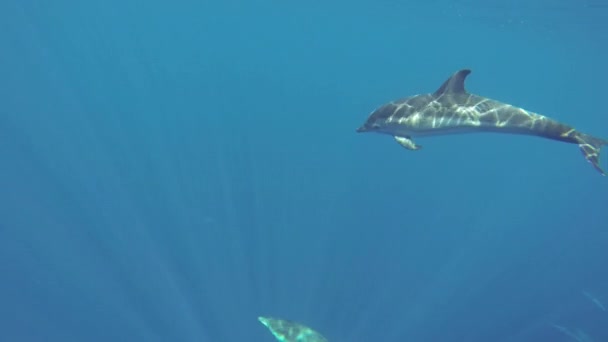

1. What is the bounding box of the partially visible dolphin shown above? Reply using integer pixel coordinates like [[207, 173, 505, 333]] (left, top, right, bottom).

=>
[[258, 316, 327, 342], [356, 69, 608, 175]]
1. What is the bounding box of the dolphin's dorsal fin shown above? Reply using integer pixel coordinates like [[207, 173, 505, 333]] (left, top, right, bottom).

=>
[[433, 69, 472, 96]]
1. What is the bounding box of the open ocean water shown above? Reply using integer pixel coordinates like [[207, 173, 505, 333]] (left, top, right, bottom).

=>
[[1, 0, 607, 341]]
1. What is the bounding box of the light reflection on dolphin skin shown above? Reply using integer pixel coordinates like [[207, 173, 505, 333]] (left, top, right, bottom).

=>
[[258, 317, 328, 342]]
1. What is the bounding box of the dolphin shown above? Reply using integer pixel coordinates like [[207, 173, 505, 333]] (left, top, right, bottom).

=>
[[258, 316, 327, 342], [356, 69, 608, 175]]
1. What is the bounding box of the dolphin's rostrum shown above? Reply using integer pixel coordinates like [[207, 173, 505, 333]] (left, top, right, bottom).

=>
[[357, 69, 608, 175]]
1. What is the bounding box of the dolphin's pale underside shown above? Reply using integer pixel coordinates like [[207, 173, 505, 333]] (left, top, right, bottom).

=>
[[356, 69, 608, 175]]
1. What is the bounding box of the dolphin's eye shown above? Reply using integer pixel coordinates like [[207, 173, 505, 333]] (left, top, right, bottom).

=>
[[372, 123, 381, 129]]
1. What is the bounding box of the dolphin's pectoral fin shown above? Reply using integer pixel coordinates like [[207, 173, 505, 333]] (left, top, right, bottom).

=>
[[258, 316, 328, 342], [394, 136, 422, 151]]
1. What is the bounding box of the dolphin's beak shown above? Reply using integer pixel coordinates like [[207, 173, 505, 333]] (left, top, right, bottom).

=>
[[356, 126, 366, 133]]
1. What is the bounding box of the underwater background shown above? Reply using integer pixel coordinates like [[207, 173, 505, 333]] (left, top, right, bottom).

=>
[[1, 0, 607, 341]]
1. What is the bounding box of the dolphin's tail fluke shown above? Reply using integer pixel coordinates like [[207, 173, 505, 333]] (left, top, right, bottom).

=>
[[258, 316, 328, 342], [576, 133, 608, 176]]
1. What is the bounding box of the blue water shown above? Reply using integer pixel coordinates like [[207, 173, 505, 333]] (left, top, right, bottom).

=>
[[1, 1, 607, 341]]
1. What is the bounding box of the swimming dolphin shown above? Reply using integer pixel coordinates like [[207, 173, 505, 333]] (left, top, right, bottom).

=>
[[356, 69, 608, 175], [258, 316, 327, 342]]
